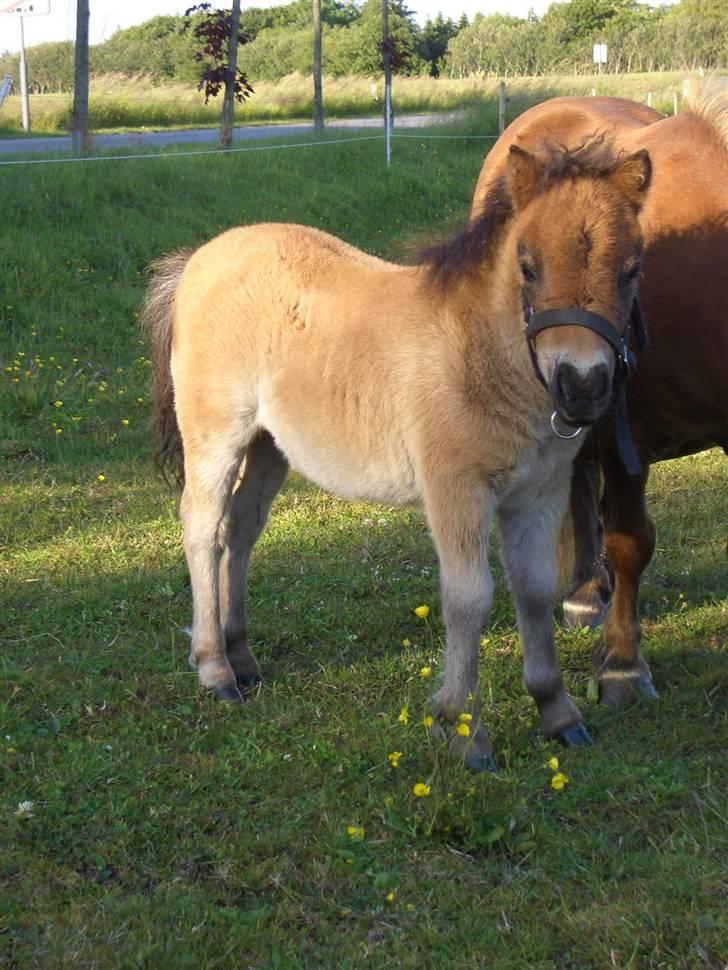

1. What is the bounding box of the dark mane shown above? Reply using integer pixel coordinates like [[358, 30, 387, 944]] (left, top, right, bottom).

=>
[[415, 175, 514, 291], [418, 134, 623, 290]]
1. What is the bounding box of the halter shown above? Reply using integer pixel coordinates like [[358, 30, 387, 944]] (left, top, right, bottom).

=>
[[524, 300, 648, 475]]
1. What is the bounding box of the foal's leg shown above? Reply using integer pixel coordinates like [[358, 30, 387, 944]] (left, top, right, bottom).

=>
[[596, 454, 657, 706], [181, 452, 246, 703], [562, 457, 613, 629], [219, 430, 288, 690], [497, 474, 592, 745], [424, 476, 496, 772]]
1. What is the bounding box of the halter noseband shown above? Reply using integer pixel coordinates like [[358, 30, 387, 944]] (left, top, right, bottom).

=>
[[524, 300, 648, 475]]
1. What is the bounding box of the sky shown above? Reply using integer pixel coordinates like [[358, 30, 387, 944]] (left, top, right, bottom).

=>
[[1, 0, 550, 55]]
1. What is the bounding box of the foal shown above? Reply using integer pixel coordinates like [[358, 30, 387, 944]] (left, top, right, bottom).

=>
[[145, 141, 651, 768]]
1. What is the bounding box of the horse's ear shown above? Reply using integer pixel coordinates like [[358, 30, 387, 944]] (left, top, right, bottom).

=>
[[610, 149, 651, 208], [507, 145, 545, 211]]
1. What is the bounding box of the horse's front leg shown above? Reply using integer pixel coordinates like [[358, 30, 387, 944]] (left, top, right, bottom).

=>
[[424, 475, 496, 772], [562, 454, 613, 629], [597, 450, 657, 706], [497, 469, 593, 746]]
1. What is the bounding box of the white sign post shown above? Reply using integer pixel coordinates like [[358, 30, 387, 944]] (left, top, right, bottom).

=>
[[0, 0, 51, 132], [593, 43, 608, 75]]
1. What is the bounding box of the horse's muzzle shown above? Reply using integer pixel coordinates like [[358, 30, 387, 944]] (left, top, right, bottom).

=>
[[549, 361, 612, 426]]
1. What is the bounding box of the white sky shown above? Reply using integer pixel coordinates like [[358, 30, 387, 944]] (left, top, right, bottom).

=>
[[1, 0, 550, 55]]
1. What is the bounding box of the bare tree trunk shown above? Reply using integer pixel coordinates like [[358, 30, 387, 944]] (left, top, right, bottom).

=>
[[313, 0, 324, 135], [220, 0, 241, 150], [70, 0, 89, 155], [382, 0, 391, 165]]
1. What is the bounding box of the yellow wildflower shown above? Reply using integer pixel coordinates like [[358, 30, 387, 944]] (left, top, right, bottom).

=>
[[401, 638, 411, 647], [412, 782, 431, 798], [419, 666, 432, 679], [121, 418, 129, 427], [346, 824, 365, 840], [456, 723, 470, 737], [458, 712, 473, 722], [388, 751, 402, 768], [546, 756, 559, 772], [422, 715, 433, 728], [550, 772, 569, 791], [414, 605, 430, 618], [386, 891, 396, 903], [97, 474, 106, 482], [398, 706, 409, 725]]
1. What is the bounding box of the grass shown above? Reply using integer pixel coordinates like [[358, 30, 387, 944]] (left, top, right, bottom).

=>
[[0, 69, 693, 136], [1, 130, 727, 968]]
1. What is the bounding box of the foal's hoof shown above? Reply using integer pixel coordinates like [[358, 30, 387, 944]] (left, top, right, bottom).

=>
[[556, 723, 594, 747], [237, 672, 263, 691], [466, 751, 497, 774], [600, 674, 658, 707], [213, 684, 245, 704]]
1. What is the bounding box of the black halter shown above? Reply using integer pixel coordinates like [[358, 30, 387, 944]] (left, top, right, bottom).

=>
[[524, 300, 648, 476]]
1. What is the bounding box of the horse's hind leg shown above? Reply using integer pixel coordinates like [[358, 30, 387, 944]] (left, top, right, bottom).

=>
[[181, 431, 250, 704], [596, 455, 657, 706], [562, 456, 613, 629], [497, 472, 592, 746], [219, 430, 288, 690]]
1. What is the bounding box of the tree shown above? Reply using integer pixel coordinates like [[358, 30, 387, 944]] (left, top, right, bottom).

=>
[[71, 0, 90, 154], [313, 0, 324, 133], [182, 3, 254, 148], [419, 13, 459, 77]]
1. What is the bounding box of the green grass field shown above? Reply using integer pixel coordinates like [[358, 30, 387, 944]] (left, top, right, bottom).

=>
[[0, 70, 691, 136], [1, 131, 726, 968]]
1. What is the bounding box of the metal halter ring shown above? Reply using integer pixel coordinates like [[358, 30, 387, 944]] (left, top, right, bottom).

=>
[[550, 411, 583, 440]]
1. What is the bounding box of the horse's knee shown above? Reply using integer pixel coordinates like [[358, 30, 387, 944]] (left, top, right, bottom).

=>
[[604, 518, 656, 580]]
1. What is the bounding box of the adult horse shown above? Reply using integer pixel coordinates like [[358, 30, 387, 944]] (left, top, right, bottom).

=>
[[144, 139, 651, 768], [471, 86, 728, 706]]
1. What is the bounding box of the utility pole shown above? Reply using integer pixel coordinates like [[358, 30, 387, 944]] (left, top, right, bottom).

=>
[[18, 14, 30, 131], [220, 0, 241, 150], [70, 0, 89, 155], [382, 0, 391, 166], [312, 0, 324, 136]]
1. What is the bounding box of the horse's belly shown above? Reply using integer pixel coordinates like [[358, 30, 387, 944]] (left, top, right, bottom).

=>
[[259, 407, 421, 506]]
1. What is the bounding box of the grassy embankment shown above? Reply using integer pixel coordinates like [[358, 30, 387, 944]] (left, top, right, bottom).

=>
[[0, 69, 692, 135], [1, 129, 726, 967]]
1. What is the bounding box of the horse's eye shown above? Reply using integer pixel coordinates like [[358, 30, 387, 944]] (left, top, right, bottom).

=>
[[520, 261, 537, 284], [624, 262, 642, 283]]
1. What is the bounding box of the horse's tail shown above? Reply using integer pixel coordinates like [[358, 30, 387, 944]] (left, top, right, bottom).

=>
[[141, 249, 194, 486], [684, 77, 728, 152]]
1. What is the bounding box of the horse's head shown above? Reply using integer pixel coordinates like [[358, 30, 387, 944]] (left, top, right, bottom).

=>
[[506, 140, 650, 427]]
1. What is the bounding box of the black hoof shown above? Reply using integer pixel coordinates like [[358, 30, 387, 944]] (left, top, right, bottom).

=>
[[557, 723, 594, 747], [213, 684, 245, 704], [237, 672, 263, 690], [466, 752, 497, 774]]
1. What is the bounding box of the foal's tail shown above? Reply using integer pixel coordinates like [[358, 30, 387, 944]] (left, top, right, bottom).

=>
[[141, 249, 193, 486]]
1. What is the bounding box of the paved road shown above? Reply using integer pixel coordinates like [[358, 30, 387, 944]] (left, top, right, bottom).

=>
[[0, 113, 464, 156]]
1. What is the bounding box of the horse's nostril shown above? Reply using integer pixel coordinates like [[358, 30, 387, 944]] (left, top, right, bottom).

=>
[[557, 368, 572, 402], [555, 363, 610, 406]]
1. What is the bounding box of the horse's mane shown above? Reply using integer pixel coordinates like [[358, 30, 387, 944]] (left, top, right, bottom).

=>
[[684, 77, 728, 151], [418, 135, 623, 290]]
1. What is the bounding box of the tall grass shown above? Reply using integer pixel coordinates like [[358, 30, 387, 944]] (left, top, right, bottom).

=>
[[0, 69, 692, 135]]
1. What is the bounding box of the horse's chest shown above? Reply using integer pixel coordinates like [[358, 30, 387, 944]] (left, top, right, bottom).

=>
[[498, 435, 580, 509]]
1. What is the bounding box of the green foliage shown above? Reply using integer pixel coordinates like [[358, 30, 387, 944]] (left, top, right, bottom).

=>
[[445, 0, 728, 76]]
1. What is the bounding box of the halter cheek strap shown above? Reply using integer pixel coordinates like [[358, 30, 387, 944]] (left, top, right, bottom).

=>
[[524, 300, 647, 476]]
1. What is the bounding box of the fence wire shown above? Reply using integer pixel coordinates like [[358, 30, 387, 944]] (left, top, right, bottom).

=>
[[0, 129, 499, 168]]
